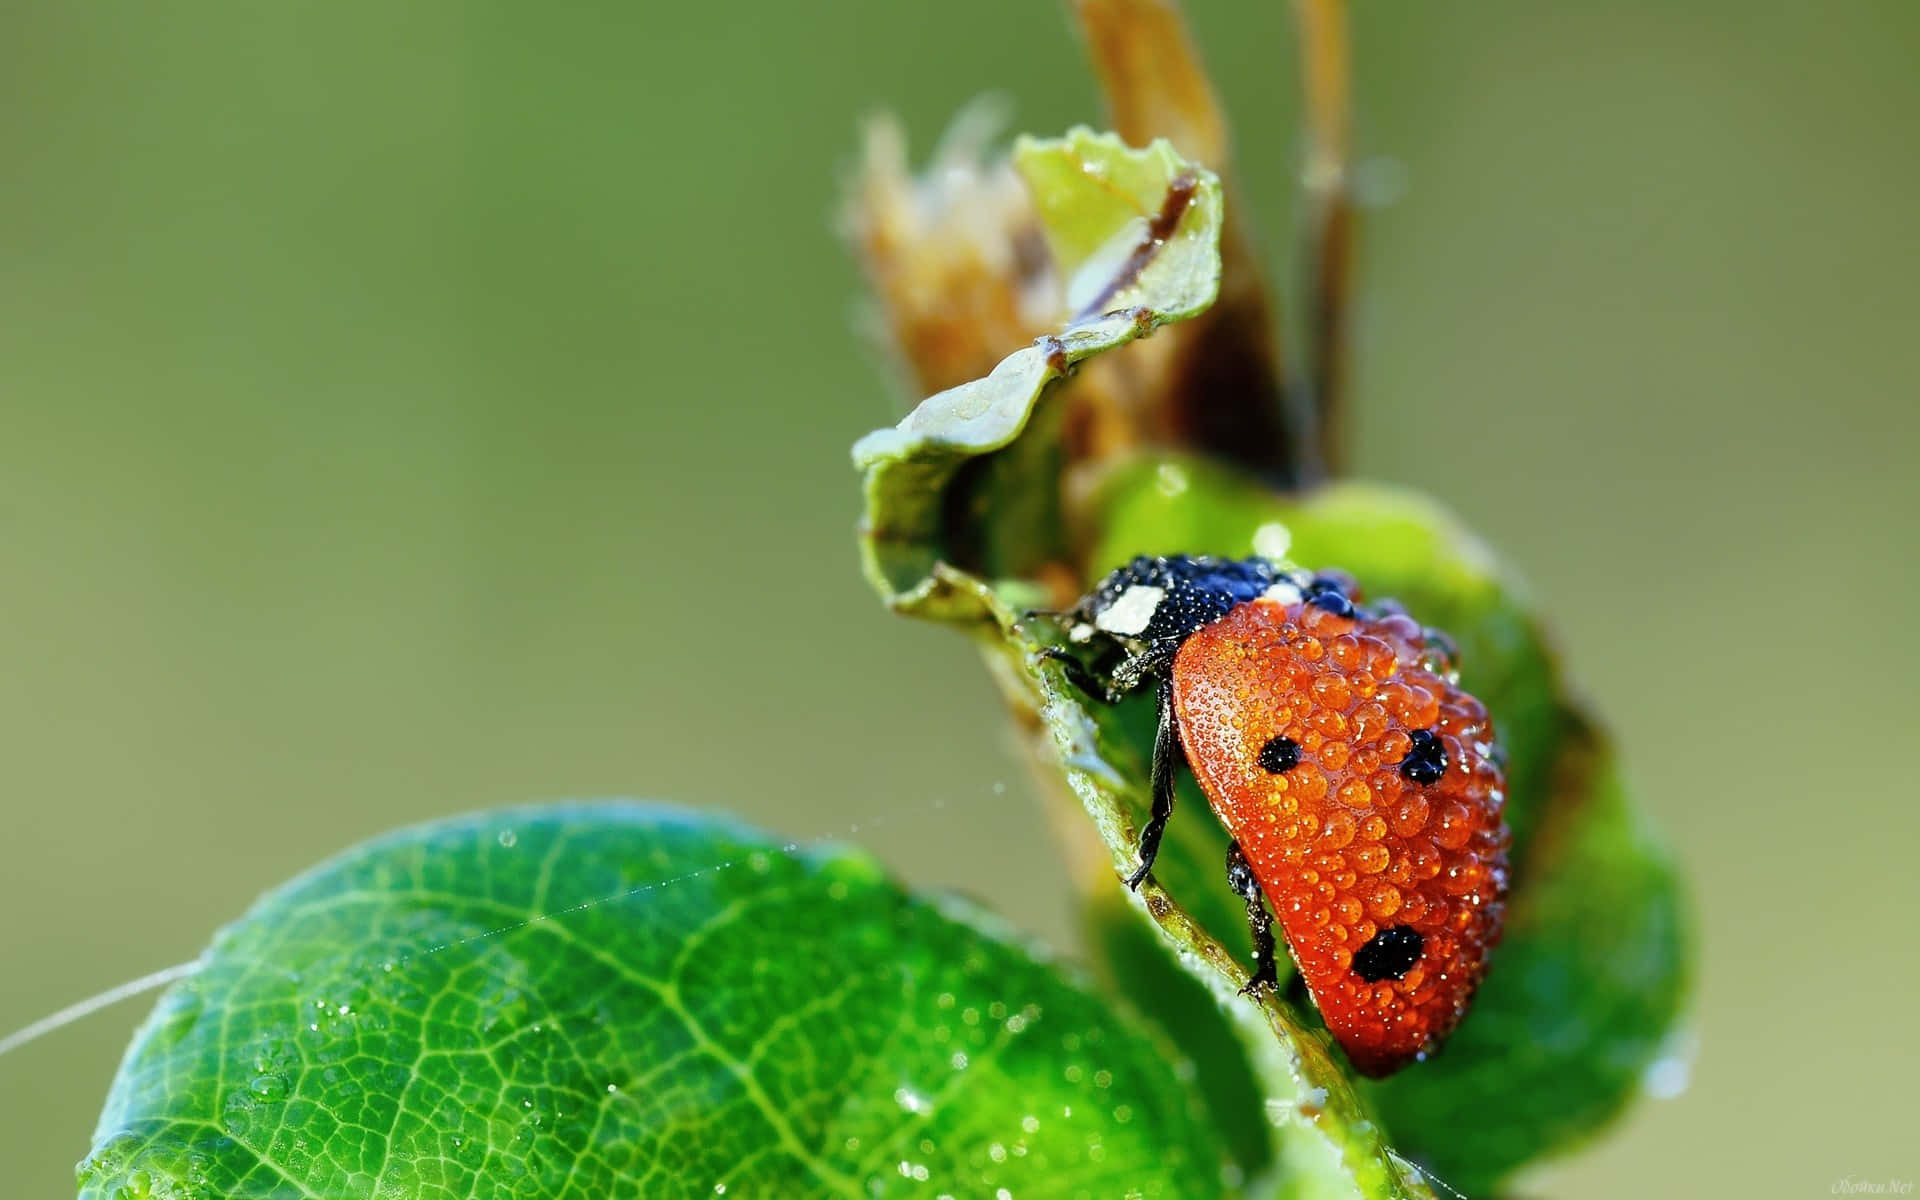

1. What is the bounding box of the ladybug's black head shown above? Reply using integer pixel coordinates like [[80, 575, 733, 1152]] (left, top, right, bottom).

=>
[[1070, 555, 1302, 649]]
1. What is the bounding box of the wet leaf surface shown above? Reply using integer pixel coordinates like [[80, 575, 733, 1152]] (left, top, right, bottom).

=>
[[79, 804, 1233, 1200]]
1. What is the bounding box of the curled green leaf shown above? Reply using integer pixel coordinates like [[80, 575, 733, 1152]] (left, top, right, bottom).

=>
[[1014, 130, 1222, 324], [78, 804, 1233, 1200], [854, 128, 1224, 619]]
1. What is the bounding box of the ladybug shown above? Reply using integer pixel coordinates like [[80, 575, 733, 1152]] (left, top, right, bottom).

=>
[[1038, 554, 1509, 1076]]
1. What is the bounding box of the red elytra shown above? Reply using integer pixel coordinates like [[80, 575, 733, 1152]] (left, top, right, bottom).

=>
[[1172, 595, 1509, 1076]]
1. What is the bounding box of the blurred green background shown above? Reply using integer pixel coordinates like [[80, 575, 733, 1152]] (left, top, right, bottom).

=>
[[3, 2, 1914, 1196]]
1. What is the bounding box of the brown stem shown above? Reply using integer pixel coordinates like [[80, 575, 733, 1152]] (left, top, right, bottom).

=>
[[1293, 0, 1354, 475], [1073, 0, 1316, 489]]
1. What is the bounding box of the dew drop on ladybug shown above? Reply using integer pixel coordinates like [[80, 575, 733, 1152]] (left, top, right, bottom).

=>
[[1047, 555, 1510, 1077]]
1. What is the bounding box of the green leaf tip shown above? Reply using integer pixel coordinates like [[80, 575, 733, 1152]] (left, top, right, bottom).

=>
[[78, 803, 1235, 1200], [854, 128, 1223, 619], [1012, 128, 1224, 325]]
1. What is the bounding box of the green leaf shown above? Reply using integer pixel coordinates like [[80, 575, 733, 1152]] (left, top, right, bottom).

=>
[[77, 804, 1234, 1200], [853, 127, 1223, 619], [1083, 460, 1693, 1194]]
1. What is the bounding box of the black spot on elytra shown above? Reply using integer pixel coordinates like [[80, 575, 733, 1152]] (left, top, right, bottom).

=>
[[1258, 735, 1301, 774], [1400, 728, 1448, 785], [1353, 925, 1424, 983]]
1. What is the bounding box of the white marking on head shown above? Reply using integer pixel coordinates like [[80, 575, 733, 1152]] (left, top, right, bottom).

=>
[[1094, 585, 1165, 637], [1068, 622, 1096, 643]]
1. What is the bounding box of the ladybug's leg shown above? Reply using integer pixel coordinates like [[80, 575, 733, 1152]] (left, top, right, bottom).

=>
[[1038, 639, 1167, 706], [1225, 840, 1280, 994], [1124, 673, 1185, 890], [1041, 638, 1181, 890], [1109, 644, 1175, 695], [1036, 647, 1125, 704]]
